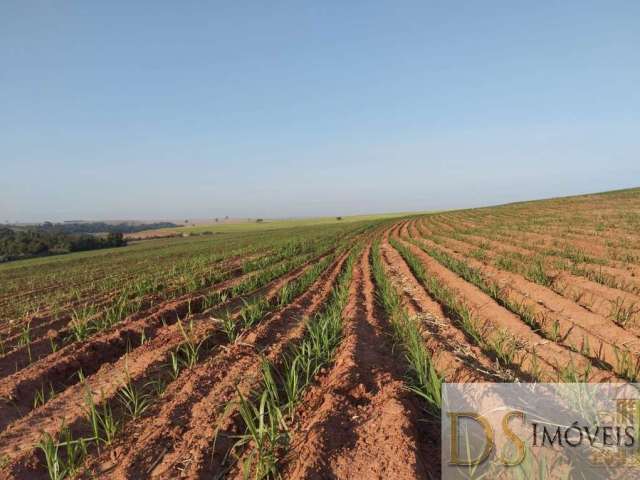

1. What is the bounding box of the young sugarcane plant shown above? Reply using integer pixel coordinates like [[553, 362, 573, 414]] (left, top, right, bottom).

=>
[[168, 319, 205, 379], [233, 362, 287, 480], [37, 425, 88, 480], [84, 389, 119, 448], [219, 311, 239, 343], [18, 320, 33, 363], [117, 374, 151, 420]]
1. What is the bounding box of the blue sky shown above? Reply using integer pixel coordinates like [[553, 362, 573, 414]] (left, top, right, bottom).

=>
[[2, 1, 639, 222]]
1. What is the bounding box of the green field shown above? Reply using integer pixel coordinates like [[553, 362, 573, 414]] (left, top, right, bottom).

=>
[[132, 211, 422, 237]]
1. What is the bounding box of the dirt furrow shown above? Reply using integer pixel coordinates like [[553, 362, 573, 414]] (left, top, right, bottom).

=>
[[0, 249, 327, 435], [2, 250, 337, 479], [388, 228, 614, 382], [281, 246, 430, 480], [82, 252, 349, 480], [0, 290, 121, 344], [0, 260, 246, 371], [413, 220, 640, 332], [430, 219, 640, 291], [379, 237, 507, 382], [406, 221, 640, 370], [0, 276, 238, 428], [0, 321, 217, 479]]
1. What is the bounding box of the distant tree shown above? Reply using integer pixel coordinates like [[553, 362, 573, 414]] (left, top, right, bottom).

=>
[[215, 218, 219, 223], [336, 216, 343, 221], [106, 232, 126, 247], [29, 221, 177, 235], [225, 216, 229, 220], [0, 226, 127, 262], [184, 220, 189, 224], [256, 218, 264, 223]]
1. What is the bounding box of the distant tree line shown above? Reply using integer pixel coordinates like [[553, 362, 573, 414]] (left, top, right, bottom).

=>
[[37, 221, 177, 235], [0, 228, 127, 262]]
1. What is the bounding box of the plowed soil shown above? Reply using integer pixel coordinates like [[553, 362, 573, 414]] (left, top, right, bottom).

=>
[[2, 188, 640, 479]]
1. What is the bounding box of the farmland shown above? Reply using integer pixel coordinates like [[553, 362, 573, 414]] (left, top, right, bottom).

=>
[[1, 187, 639, 479]]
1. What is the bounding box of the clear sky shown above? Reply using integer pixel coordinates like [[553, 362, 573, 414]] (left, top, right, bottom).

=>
[[2, 1, 639, 222]]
